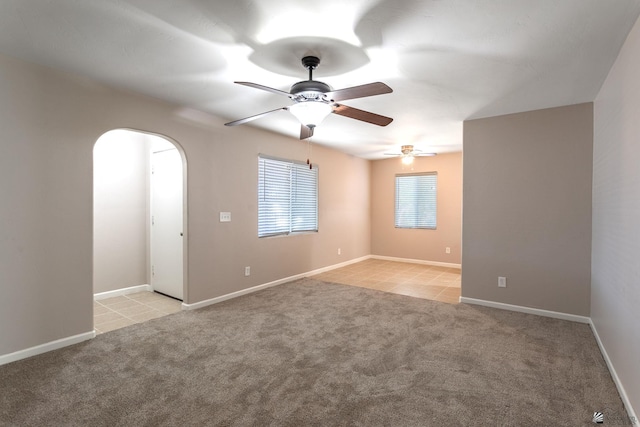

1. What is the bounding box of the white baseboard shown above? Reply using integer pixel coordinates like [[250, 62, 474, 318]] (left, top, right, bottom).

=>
[[2, 260, 636, 426], [590, 321, 638, 425], [307, 255, 372, 276], [370, 255, 461, 269], [0, 331, 95, 366], [94, 284, 152, 301], [461, 297, 636, 423], [459, 297, 591, 324], [182, 256, 370, 311], [182, 255, 459, 311]]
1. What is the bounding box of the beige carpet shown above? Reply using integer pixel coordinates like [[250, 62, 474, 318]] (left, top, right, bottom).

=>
[[0, 278, 628, 426]]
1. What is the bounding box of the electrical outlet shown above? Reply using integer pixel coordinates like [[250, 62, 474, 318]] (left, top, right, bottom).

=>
[[445, 247, 451, 254], [220, 212, 231, 222], [338, 248, 341, 255], [244, 266, 250, 276], [498, 276, 507, 288]]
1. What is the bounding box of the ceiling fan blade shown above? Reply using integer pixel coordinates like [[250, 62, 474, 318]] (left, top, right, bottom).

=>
[[323, 82, 392, 102], [234, 81, 293, 98], [224, 107, 288, 126], [333, 104, 393, 126], [300, 124, 314, 140]]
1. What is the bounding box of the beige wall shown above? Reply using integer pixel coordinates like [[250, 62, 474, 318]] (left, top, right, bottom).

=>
[[462, 103, 593, 316], [93, 130, 149, 294], [370, 153, 462, 264], [593, 13, 640, 416], [0, 52, 370, 356]]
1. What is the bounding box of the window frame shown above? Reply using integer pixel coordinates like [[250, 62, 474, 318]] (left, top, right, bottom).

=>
[[257, 154, 319, 238], [394, 172, 437, 230]]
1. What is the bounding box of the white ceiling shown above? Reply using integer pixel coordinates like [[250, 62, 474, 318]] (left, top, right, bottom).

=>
[[1, 0, 639, 159]]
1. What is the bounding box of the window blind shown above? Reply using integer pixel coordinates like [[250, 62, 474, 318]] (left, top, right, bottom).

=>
[[258, 156, 318, 237], [395, 172, 437, 229]]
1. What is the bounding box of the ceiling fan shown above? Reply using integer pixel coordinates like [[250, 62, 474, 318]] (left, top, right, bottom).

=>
[[384, 145, 436, 165], [224, 55, 393, 139]]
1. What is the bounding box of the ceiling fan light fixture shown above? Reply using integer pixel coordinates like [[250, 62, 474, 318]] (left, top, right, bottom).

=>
[[225, 55, 392, 139], [401, 155, 414, 165], [289, 101, 333, 127]]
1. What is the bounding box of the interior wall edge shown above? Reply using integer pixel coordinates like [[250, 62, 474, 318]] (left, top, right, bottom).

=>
[[0, 331, 95, 367], [459, 297, 591, 324], [589, 321, 639, 425]]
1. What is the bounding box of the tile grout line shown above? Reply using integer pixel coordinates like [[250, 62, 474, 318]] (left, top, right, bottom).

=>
[[123, 293, 180, 314], [94, 293, 180, 330], [324, 260, 461, 303]]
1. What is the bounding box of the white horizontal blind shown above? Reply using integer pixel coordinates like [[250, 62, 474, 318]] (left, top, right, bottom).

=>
[[290, 162, 318, 233], [258, 156, 318, 237], [395, 172, 437, 229]]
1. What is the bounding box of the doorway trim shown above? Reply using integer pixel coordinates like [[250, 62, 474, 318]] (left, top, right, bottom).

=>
[[92, 128, 189, 305]]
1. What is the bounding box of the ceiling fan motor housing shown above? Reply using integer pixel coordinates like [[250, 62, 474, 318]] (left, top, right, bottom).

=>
[[401, 145, 414, 155], [290, 56, 333, 101], [290, 80, 332, 101]]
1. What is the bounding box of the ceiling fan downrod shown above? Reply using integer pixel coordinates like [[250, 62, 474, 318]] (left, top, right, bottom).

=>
[[302, 56, 320, 81]]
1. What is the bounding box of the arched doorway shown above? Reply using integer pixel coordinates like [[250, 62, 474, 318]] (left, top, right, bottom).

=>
[[93, 129, 187, 333]]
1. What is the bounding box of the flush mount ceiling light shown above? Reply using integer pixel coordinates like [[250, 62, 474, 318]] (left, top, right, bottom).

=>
[[225, 55, 393, 139]]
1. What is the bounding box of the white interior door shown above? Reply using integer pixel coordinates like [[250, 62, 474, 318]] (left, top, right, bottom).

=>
[[151, 148, 184, 300]]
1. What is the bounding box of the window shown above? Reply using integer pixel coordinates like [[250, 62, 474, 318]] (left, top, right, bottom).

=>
[[395, 172, 437, 229], [258, 155, 318, 237]]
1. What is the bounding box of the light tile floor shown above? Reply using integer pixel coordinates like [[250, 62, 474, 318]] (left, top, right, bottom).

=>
[[95, 260, 459, 333], [94, 291, 182, 334], [313, 258, 461, 304]]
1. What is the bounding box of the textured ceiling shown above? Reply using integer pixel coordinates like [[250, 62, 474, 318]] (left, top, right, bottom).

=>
[[1, 0, 639, 158]]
